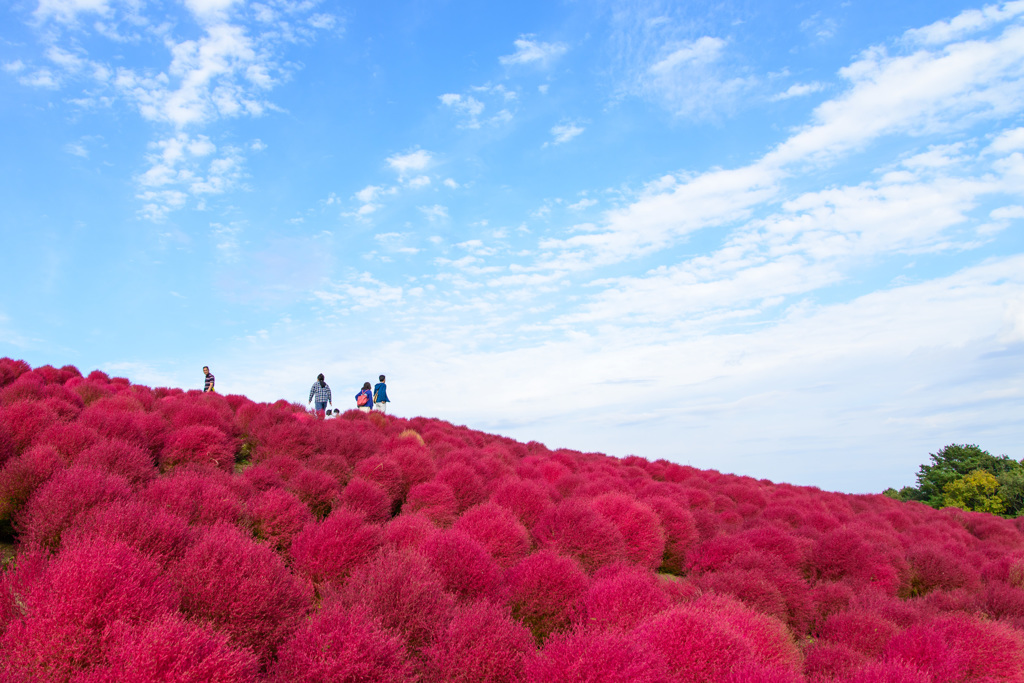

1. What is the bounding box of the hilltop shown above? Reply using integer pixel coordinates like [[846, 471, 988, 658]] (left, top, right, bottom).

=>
[[1, 358, 1023, 682]]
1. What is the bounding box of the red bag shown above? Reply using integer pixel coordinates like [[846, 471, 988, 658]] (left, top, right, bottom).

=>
[[356, 392, 368, 407]]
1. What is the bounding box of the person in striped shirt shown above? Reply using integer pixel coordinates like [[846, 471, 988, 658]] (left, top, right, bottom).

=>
[[308, 373, 332, 417], [203, 366, 215, 392]]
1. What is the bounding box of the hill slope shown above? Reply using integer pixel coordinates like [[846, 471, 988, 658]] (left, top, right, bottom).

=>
[[1, 358, 1023, 682]]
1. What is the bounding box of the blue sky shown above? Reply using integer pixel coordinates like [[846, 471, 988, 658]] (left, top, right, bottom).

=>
[[2, 0, 1023, 493]]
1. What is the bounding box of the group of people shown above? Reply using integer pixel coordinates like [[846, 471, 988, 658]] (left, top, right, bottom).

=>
[[199, 366, 390, 418], [308, 373, 390, 418]]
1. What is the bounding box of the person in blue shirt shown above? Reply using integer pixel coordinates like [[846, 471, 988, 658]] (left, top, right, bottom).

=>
[[373, 374, 390, 413], [355, 382, 374, 412]]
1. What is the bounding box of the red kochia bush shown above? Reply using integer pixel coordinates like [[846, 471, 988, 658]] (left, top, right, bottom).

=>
[[533, 497, 626, 573], [35, 421, 98, 462], [435, 462, 488, 512], [506, 549, 589, 643], [527, 628, 669, 683], [16, 465, 131, 550], [175, 524, 312, 663], [0, 444, 63, 527], [62, 500, 192, 563], [906, 544, 979, 595], [691, 595, 802, 673], [272, 604, 415, 683], [78, 401, 167, 454], [287, 465, 341, 518], [491, 476, 555, 529], [146, 470, 244, 526], [454, 501, 532, 568], [406, 481, 460, 526], [839, 661, 931, 683], [290, 507, 384, 588], [0, 400, 57, 454], [160, 424, 236, 472], [340, 477, 392, 523], [592, 493, 665, 570], [642, 496, 697, 575], [883, 614, 1024, 683], [0, 358, 31, 387], [0, 538, 180, 681], [75, 438, 156, 483], [811, 526, 902, 594], [384, 512, 436, 552], [423, 600, 535, 683], [819, 609, 900, 658], [387, 442, 437, 494], [340, 547, 455, 652], [79, 613, 260, 683], [581, 565, 671, 631], [248, 488, 314, 552], [421, 527, 502, 601], [631, 606, 756, 683], [353, 456, 405, 502]]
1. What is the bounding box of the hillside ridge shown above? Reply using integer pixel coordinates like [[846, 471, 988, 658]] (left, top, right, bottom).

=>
[[1, 358, 1023, 682]]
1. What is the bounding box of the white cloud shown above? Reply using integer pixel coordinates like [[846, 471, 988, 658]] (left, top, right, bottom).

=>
[[649, 36, 726, 74], [356, 185, 382, 203], [314, 276, 405, 311], [634, 35, 756, 120], [35, 0, 110, 23], [387, 149, 432, 178], [439, 93, 485, 128], [568, 198, 598, 211], [419, 204, 449, 222], [211, 221, 243, 262], [541, 12, 1024, 268], [134, 133, 247, 219], [65, 142, 89, 157], [800, 13, 838, 42], [499, 36, 568, 67], [407, 175, 431, 189], [19, 69, 60, 89], [443, 178, 459, 189], [987, 127, 1024, 153], [905, 0, 1024, 45], [991, 205, 1024, 220], [770, 82, 826, 101], [547, 122, 585, 146], [768, 21, 1024, 166], [182, 0, 242, 24]]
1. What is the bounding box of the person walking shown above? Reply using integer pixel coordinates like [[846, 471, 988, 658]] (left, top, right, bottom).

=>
[[203, 366, 215, 393], [308, 373, 332, 418], [373, 374, 390, 413], [355, 381, 374, 412]]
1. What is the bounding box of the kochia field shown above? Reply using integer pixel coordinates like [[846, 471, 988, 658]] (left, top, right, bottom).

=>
[[1, 357, 1023, 682]]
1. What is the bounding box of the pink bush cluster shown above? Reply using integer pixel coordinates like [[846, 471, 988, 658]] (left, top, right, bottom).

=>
[[2, 357, 1024, 681]]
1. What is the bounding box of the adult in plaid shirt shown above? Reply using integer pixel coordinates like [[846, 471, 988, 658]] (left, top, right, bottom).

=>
[[308, 373, 332, 417]]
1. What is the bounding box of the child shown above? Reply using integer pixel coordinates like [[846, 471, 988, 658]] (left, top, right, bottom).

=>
[[355, 382, 374, 412], [373, 374, 390, 413]]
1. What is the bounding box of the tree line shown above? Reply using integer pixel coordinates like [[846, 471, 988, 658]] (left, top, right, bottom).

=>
[[884, 444, 1024, 516]]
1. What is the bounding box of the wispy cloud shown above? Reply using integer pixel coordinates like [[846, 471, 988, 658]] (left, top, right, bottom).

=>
[[499, 35, 568, 67], [419, 204, 449, 222], [14, 0, 336, 219], [545, 122, 585, 147], [771, 82, 826, 101]]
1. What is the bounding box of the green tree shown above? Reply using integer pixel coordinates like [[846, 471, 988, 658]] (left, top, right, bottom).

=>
[[996, 470, 1024, 517], [941, 469, 1006, 515], [915, 444, 1023, 509]]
